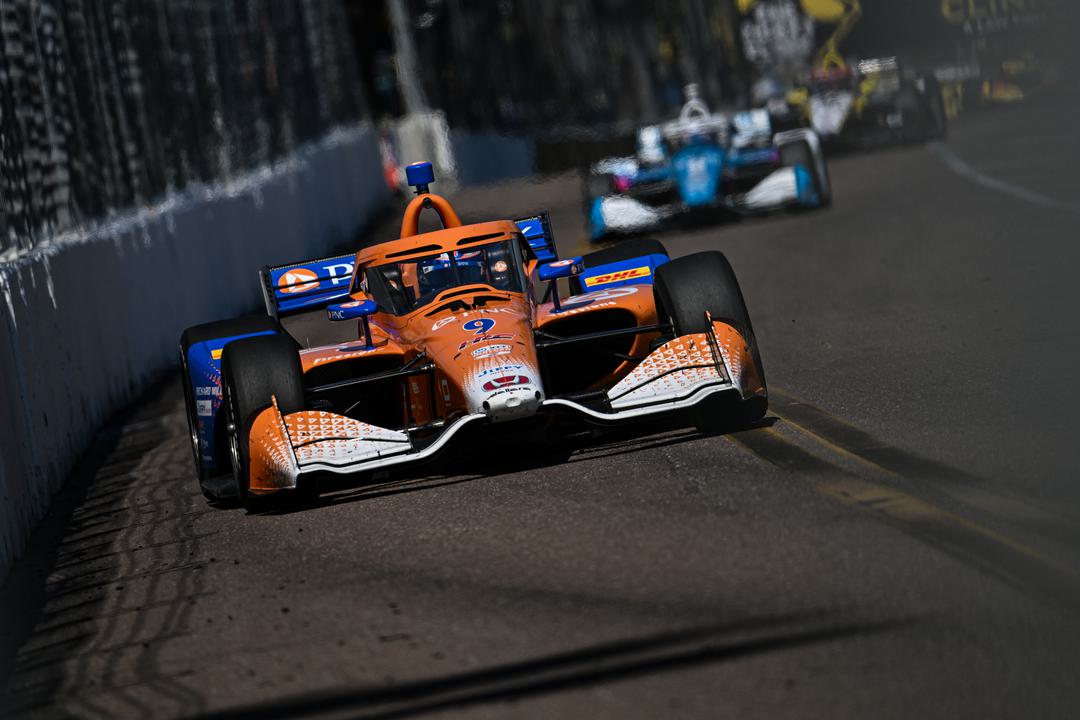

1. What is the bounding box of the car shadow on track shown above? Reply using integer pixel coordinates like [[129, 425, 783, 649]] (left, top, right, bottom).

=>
[[0, 376, 215, 718], [187, 609, 906, 720]]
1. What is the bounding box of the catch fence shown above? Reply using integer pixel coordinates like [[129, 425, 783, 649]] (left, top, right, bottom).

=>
[[0, 0, 366, 256]]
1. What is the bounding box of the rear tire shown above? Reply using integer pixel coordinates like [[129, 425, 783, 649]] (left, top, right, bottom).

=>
[[779, 140, 830, 207], [221, 334, 308, 511], [179, 315, 281, 501], [653, 251, 767, 429]]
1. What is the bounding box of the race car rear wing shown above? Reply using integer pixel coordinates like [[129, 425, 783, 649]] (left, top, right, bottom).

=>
[[259, 252, 356, 320], [261, 212, 556, 320]]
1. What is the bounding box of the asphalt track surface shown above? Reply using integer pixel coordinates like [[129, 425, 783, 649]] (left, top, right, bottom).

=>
[[2, 98, 1079, 719]]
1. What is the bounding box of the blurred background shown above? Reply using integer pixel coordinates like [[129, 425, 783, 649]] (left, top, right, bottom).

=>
[[2, 0, 1075, 252], [2, 3, 1080, 717]]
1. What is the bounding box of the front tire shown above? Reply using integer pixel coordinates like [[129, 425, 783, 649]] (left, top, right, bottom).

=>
[[221, 334, 308, 510], [653, 251, 767, 429], [179, 315, 281, 501]]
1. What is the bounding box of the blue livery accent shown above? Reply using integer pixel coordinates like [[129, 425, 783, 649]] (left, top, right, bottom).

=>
[[728, 146, 779, 167], [185, 329, 277, 478], [589, 197, 606, 241], [405, 161, 434, 193], [539, 257, 584, 282], [514, 213, 558, 262], [264, 253, 355, 317], [793, 164, 820, 207], [463, 318, 497, 335], [327, 299, 377, 321], [576, 253, 669, 291], [672, 144, 725, 208]]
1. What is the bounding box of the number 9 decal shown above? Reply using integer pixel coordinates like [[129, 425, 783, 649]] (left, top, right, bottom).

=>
[[463, 318, 496, 335]]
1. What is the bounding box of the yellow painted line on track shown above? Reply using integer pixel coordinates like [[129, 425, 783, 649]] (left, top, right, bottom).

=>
[[730, 425, 1080, 611]]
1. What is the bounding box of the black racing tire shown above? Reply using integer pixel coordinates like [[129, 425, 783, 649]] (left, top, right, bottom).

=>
[[179, 315, 282, 501], [221, 333, 308, 511], [653, 251, 767, 428], [779, 140, 830, 208], [569, 238, 669, 294]]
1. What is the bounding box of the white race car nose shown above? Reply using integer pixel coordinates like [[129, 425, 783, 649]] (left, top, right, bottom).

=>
[[482, 388, 543, 422]]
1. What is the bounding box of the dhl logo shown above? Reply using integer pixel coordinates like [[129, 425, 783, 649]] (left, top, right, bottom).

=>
[[583, 266, 651, 287]]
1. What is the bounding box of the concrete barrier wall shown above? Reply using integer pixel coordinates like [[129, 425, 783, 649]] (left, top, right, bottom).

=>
[[0, 126, 390, 576]]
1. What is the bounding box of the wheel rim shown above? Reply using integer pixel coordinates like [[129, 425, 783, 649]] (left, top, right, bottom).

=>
[[225, 383, 244, 495]]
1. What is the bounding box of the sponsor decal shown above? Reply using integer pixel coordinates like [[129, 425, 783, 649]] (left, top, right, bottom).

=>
[[278, 268, 320, 294], [431, 316, 457, 331], [196, 400, 213, 417], [325, 262, 354, 286], [195, 386, 221, 397], [471, 344, 512, 358], [210, 348, 223, 360], [481, 375, 530, 392], [461, 307, 519, 317], [484, 386, 533, 400], [463, 318, 496, 335], [312, 347, 378, 365], [548, 258, 576, 267], [583, 266, 651, 287], [458, 334, 512, 351], [564, 286, 639, 306], [476, 364, 524, 377], [327, 300, 367, 321], [493, 260, 508, 273]]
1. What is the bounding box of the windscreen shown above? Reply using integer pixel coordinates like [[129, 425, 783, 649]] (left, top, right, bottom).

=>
[[364, 240, 524, 315]]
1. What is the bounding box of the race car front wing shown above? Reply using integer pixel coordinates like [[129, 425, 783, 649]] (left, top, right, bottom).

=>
[[244, 322, 764, 492]]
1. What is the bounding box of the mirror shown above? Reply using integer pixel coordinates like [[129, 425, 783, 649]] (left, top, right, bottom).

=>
[[327, 299, 377, 322], [538, 256, 584, 282]]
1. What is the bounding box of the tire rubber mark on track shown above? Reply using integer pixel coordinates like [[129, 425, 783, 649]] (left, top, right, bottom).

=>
[[928, 141, 1080, 215], [768, 389, 1080, 534], [730, 424, 1080, 612]]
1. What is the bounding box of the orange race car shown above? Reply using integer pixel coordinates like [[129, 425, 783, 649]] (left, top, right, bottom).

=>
[[179, 162, 767, 509]]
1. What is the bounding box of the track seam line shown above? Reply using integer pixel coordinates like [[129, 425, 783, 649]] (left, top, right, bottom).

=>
[[927, 141, 1080, 215], [726, 425, 1080, 611], [768, 389, 1080, 527]]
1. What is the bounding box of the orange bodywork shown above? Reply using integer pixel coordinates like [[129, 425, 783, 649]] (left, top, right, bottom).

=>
[[246, 192, 764, 493]]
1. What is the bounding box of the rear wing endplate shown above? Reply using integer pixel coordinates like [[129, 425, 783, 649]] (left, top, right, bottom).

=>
[[260, 252, 356, 320], [514, 213, 557, 263]]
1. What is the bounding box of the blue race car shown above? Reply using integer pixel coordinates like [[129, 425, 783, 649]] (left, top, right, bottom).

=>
[[584, 85, 831, 241]]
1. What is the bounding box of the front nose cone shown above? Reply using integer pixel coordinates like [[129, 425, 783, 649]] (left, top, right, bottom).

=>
[[482, 388, 543, 423]]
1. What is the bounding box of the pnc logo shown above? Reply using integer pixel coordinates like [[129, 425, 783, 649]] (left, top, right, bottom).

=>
[[481, 375, 529, 392], [278, 268, 320, 294], [583, 266, 651, 287]]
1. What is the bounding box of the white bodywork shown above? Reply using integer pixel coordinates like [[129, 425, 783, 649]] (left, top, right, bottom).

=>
[[739, 167, 800, 210], [808, 91, 854, 138]]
